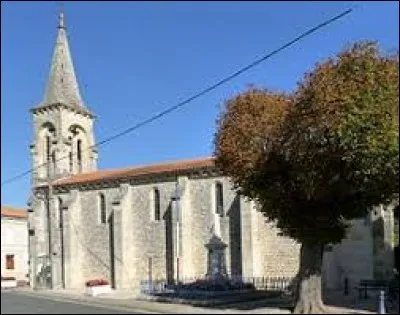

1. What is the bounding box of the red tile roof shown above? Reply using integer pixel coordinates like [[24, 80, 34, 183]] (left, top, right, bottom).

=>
[[1, 206, 27, 219], [54, 157, 216, 186]]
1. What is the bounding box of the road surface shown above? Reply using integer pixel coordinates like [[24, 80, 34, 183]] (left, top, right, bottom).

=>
[[1, 290, 142, 314]]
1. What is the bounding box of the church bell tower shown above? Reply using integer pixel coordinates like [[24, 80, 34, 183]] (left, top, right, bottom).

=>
[[30, 11, 97, 186]]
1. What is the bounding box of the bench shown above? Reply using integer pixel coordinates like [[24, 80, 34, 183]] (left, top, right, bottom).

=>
[[357, 279, 388, 299]]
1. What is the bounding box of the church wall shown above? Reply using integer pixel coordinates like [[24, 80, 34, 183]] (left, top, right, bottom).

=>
[[255, 213, 300, 278], [185, 177, 210, 278], [178, 176, 194, 279], [129, 181, 177, 286], [40, 178, 392, 292], [188, 176, 241, 278], [31, 200, 48, 258], [322, 218, 373, 291], [372, 205, 395, 280], [36, 178, 386, 292], [62, 190, 84, 289], [240, 200, 300, 279], [78, 188, 119, 283], [187, 176, 300, 281]]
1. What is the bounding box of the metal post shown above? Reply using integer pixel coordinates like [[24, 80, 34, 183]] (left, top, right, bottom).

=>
[[46, 181, 53, 289], [27, 224, 33, 289], [27, 201, 37, 290], [148, 257, 153, 293], [379, 290, 386, 314], [177, 257, 180, 285], [59, 201, 65, 289], [172, 179, 182, 285]]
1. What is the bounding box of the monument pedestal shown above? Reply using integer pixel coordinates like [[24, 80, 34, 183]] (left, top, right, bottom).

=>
[[205, 234, 227, 280]]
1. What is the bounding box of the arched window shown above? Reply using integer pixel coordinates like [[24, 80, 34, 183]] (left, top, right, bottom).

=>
[[46, 135, 51, 162], [154, 188, 160, 221], [215, 182, 224, 216], [99, 193, 106, 224], [45, 135, 51, 176], [69, 152, 73, 172], [51, 151, 56, 173], [58, 197, 63, 228], [77, 139, 82, 172]]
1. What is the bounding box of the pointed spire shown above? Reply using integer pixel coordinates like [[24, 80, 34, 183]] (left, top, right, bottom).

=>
[[42, 9, 84, 108]]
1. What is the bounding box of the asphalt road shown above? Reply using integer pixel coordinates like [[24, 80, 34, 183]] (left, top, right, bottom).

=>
[[1, 291, 141, 314]]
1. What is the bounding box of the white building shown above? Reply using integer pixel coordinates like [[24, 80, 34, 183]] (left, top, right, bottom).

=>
[[1, 206, 29, 284]]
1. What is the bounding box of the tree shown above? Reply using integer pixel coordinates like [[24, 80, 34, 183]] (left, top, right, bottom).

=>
[[214, 42, 399, 314]]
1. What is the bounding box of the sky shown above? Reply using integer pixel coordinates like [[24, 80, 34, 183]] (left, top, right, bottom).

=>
[[1, 1, 399, 208]]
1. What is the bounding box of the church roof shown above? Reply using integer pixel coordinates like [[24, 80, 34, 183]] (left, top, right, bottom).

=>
[[53, 157, 217, 186], [1, 206, 27, 220], [36, 11, 87, 111]]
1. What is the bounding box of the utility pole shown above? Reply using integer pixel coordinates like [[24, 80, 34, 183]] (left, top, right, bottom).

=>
[[172, 177, 183, 285], [46, 178, 54, 289]]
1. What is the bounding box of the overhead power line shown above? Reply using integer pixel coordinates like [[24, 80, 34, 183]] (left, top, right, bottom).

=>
[[1, 7, 354, 187]]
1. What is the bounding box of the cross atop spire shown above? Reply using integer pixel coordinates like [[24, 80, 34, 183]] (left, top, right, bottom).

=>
[[58, 2, 65, 29], [58, 10, 65, 29], [40, 9, 86, 109]]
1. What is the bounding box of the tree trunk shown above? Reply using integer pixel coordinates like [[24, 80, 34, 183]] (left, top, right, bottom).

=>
[[293, 242, 326, 314]]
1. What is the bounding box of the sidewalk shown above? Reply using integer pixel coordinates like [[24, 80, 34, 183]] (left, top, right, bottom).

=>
[[11, 287, 377, 314], [324, 289, 398, 314]]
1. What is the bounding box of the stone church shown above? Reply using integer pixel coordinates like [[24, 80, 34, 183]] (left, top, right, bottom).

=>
[[27, 12, 396, 292]]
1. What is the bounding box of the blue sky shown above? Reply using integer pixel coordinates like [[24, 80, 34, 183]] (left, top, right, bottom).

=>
[[1, 1, 399, 208]]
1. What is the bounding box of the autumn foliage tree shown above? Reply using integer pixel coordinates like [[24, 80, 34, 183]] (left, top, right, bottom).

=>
[[214, 42, 399, 314]]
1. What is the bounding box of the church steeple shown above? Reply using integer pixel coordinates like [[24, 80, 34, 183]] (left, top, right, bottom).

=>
[[30, 9, 97, 185], [42, 10, 84, 108]]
